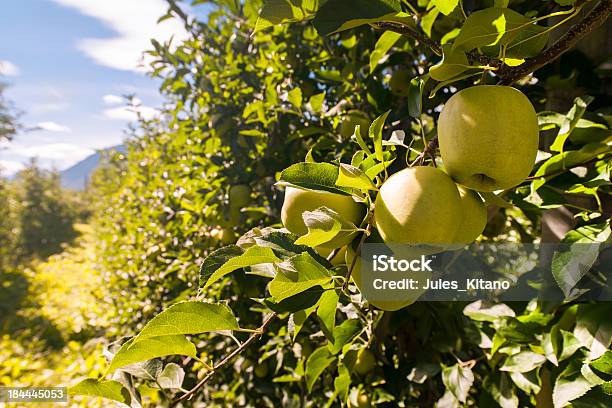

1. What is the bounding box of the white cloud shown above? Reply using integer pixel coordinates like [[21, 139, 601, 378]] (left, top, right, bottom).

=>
[[51, 0, 189, 72], [0, 159, 25, 176], [0, 60, 19, 76], [103, 105, 157, 121], [0, 143, 95, 175], [103, 94, 124, 105], [36, 121, 72, 133]]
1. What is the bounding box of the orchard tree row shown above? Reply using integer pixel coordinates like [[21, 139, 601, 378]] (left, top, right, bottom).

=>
[[73, 1, 611, 407]]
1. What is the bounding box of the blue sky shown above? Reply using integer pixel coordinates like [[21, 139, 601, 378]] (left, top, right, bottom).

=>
[[0, 0, 209, 175]]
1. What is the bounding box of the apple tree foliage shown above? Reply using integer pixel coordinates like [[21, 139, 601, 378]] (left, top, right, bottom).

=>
[[75, 0, 611, 407]]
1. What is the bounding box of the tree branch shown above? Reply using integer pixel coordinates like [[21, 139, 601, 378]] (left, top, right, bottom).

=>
[[171, 312, 278, 406], [499, 0, 612, 85], [372, 22, 502, 67], [373, 1, 611, 85], [372, 22, 442, 55]]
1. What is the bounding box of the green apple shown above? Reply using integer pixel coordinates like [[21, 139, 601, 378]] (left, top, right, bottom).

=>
[[438, 85, 539, 191], [374, 166, 462, 248], [354, 349, 376, 375], [346, 244, 424, 311], [339, 110, 370, 140], [254, 362, 269, 378], [389, 68, 412, 96], [349, 390, 372, 408], [229, 184, 251, 209], [281, 186, 365, 249], [210, 227, 237, 245], [451, 186, 487, 246]]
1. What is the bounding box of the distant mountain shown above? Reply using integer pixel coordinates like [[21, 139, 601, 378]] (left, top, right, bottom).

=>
[[61, 145, 125, 190]]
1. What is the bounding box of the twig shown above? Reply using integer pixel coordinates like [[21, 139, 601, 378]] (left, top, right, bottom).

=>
[[372, 22, 443, 55], [498, 0, 612, 85], [342, 216, 373, 291], [172, 312, 278, 406], [410, 136, 439, 167], [372, 22, 502, 67]]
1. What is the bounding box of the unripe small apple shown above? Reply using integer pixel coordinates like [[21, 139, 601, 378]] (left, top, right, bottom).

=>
[[229, 184, 251, 209], [210, 227, 237, 245], [374, 166, 462, 249], [254, 361, 269, 378], [389, 68, 412, 96], [346, 245, 423, 311], [354, 349, 376, 375], [281, 186, 365, 249], [349, 390, 372, 408], [438, 85, 539, 191], [339, 110, 370, 140]]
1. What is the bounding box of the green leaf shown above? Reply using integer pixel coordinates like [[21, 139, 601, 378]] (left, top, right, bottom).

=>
[[290, 300, 319, 340], [69, 379, 131, 406], [278, 162, 352, 194], [288, 87, 303, 109], [316, 289, 339, 339], [553, 358, 595, 407], [573, 304, 612, 360], [333, 364, 351, 401], [369, 110, 390, 161], [136, 301, 240, 340], [407, 362, 441, 384], [550, 96, 594, 153], [429, 44, 469, 82], [453, 8, 543, 52], [157, 363, 185, 389], [336, 163, 377, 191], [463, 300, 515, 322], [265, 285, 325, 313], [532, 137, 612, 185], [480, 191, 513, 208], [269, 252, 332, 301], [432, 0, 458, 16], [109, 335, 197, 372], [202, 246, 281, 290], [442, 363, 474, 403], [551, 242, 602, 299], [581, 363, 605, 386], [294, 208, 343, 247], [199, 245, 244, 287], [421, 7, 439, 37], [500, 351, 546, 373], [509, 370, 541, 395], [254, 0, 317, 33], [590, 351, 612, 375], [504, 22, 548, 59], [407, 75, 428, 118], [486, 372, 519, 408], [328, 318, 360, 354], [559, 330, 582, 361], [369, 31, 401, 74], [120, 359, 162, 380], [312, 0, 403, 36], [305, 346, 336, 392], [308, 92, 325, 113]]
